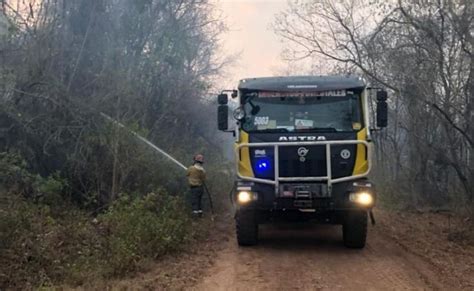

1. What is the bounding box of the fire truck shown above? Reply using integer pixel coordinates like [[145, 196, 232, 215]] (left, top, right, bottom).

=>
[[217, 76, 387, 248]]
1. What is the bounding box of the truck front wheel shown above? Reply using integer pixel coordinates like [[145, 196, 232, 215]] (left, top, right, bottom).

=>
[[236, 210, 258, 246], [343, 210, 368, 249]]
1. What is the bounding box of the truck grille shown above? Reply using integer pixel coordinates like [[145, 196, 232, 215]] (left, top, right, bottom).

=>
[[279, 145, 327, 177]]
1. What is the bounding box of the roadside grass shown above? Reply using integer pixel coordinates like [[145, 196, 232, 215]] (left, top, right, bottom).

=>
[[0, 150, 232, 289], [0, 190, 200, 289]]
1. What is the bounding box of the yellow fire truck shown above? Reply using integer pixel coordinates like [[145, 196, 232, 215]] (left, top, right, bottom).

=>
[[217, 76, 388, 248]]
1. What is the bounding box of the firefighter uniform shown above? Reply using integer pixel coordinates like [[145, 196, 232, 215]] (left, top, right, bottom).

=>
[[187, 159, 206, 216]]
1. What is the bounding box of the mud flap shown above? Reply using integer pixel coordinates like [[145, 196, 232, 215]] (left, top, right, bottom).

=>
[[369, 210, 376, 226]]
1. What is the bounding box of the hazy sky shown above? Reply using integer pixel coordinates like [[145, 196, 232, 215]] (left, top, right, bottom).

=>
[[216, 0, 289, 87]]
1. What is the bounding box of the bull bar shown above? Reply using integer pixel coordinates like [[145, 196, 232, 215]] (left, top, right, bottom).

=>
[[235, 140, 372, 195]]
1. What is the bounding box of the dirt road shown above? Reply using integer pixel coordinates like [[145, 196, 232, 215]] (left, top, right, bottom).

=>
[[107, 210, 473, 290], [193, 223, 457, 290]]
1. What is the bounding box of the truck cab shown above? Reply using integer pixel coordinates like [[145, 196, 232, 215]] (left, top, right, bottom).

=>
[[217, 75, 388, 248]]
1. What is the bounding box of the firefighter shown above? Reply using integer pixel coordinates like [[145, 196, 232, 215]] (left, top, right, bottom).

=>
[[186, 154, 206, 217]]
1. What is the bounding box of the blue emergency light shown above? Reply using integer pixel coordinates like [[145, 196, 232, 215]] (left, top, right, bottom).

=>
[[256, 159, 271, 174]]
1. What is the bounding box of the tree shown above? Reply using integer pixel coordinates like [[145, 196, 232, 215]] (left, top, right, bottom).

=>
[[275, 0, 473, 212], [0, 0, 229, 207]]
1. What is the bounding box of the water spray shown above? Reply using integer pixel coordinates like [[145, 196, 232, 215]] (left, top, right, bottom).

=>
[[101, 113, 215, 216], [101, 113, 187, 170]]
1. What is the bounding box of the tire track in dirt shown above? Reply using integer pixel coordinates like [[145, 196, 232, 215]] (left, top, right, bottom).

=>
[[193, 223, 457, 290]]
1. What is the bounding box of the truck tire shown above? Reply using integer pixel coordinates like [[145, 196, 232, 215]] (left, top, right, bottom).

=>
[[343, 210, 368, 249], [236, 210, 258, 246]]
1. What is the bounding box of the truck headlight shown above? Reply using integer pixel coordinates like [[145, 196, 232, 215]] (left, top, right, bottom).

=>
[[237, 191, 253, 204], [349, 192, 374, 206]]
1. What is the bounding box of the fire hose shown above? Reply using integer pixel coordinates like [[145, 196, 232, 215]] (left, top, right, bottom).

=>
[[102, 113, 215, 217]]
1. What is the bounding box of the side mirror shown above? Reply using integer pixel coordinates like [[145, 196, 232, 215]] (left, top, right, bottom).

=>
[[218, 93, 228, 105], [376, 90, 388, 128], [218, 105, 228, 131], [251, 105, 261, 116]]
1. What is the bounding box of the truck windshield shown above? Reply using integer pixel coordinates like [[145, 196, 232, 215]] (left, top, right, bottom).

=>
[[242, 94, 362, 133]]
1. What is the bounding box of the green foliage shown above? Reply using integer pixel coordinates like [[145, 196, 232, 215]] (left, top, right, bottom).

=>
[[0, 152, 68, 206], [0, 190, 195, 289], [0, 154, 198, 288], [0, 192, 104, 288], [36, 173, 68, 207], [0, 151, 36, 195], [100, 191, 191, 275]]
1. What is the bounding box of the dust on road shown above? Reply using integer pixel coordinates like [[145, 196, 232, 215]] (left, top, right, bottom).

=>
[[193, 223, 454, 291]]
